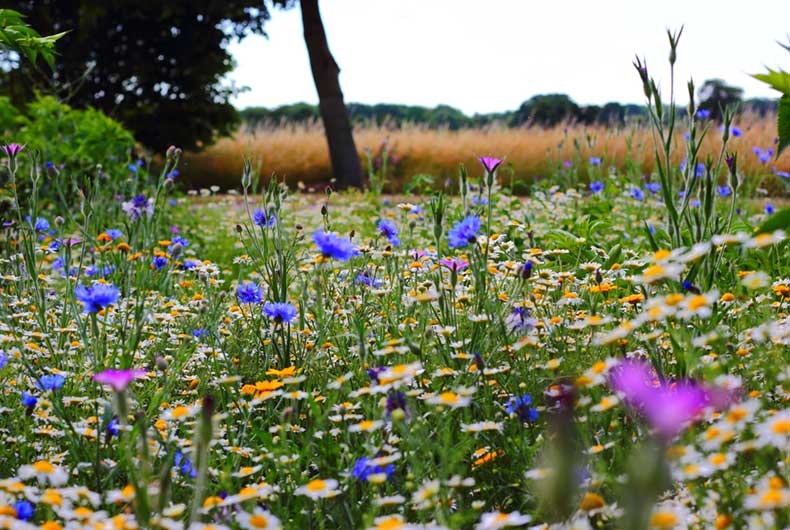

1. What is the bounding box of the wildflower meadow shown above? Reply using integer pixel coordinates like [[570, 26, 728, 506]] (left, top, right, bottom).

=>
[[1, 13, 790, 530]]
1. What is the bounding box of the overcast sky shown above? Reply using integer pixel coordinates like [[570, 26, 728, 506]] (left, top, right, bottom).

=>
[[227, 0, 790, 115]]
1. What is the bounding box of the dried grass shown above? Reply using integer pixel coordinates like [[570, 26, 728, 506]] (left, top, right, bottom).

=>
[[182, 114, 790, 193]]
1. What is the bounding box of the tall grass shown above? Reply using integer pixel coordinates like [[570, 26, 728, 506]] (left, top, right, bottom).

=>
[[182, 114, 790, 193]]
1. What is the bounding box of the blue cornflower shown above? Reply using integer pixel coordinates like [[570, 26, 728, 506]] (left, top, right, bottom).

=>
[[152, 256, 168, 270], [21, 392, 37, 408], [0, 350, 7, 369], [52, 258, 64, 271], [589, 157, 602, 166], [85, 265, 98, 277], [107, 418, 120, 437], [630, 187, 645, 201], [182, 259, 200, 271], [447, 215, 482, 248], [192, 328, 209, 339], [506, 394, 538, 423], [174, 451, 197, 479], [237, 281, 264, 304], [765, 204, 775, 215], [775, 169, 790, 178], [128, 164, 138, 173], [170, 236, 189, 248], [36, 374, 65, 391], [253, 208, 275, 227], [731, 126, 742, 137], [74, 283, 120, 313], [313, 230, 358, 261], [717, 185, 731, 197], [589, 180, 604, 194], [356, 273, 383, 288], [471, 195, 488, 206], [645, 182, 661, 194], [695, 109, 711, 119], [13, 500, 34, 521], [695, 163, 706, 177], [25, 216, 50, 232], [690, 199, 700, 208], [352, 456, 395, 482], [106, 229, 123, 240], [377, 219, 400, 246], [263, 302, 297, 324]]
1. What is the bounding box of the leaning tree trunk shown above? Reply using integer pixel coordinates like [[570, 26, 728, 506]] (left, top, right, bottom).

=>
[[300, 0, 363, 189]]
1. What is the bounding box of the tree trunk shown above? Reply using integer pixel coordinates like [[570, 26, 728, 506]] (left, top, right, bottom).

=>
[[300, 0, 363, 189]]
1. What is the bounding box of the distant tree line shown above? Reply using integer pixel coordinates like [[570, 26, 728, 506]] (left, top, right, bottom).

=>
[[241, 91, 778, 130]]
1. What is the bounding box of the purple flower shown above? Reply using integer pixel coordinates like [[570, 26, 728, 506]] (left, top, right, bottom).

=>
[[609, 360, 724, 440], [630, 187, 644, 201], [439, 257, 468, 272], [731, 126, 742, 137], [478, 156, 503, 174], [122, 194, 154, 221], [75, 283, 120, 313], [589, 157, 602, 166], [447, 215, 481, 248], [313, 230, 358, 261], [263, 302, 297, 324], [717, 185, 731, 197], [1, 143, 24, 158], [695, 109, 711, 120], [645, 182, 661, 194], [765, 204, 775, 215], [590, 181, 604, 194], [93, 368, 146, 392]]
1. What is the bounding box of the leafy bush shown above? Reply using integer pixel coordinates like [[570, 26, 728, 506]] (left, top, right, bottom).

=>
[[1, 95, 135, 174]]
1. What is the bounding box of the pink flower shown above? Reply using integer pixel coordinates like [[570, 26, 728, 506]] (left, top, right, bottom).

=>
[[439, 257, 469, 272], [1, 143, 24, 158], [478, 156, 503, 174], [93, 368, 146, 392], [609, 360, 728, 440]]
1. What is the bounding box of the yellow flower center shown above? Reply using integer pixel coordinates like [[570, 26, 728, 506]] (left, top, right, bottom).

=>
[[306, 479, 326, 492], [248, 514, 270, 528], [771, 418, 790, 435], [32, 460, 55, 474], [650, 511, 678, 528]]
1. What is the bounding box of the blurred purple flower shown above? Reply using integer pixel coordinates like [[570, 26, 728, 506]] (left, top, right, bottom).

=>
[[93, 368, 146, 392], [609, 360, 729, 440], [478, 156, 503, 174]]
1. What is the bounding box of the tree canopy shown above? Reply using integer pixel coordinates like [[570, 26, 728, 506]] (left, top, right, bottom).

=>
[[0, 1, 291, 152]]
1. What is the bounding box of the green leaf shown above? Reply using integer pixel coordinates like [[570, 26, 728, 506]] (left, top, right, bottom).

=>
[[751, 69, 790, 95], [778, 96, 790, 157], [756, 206, 790, 234]]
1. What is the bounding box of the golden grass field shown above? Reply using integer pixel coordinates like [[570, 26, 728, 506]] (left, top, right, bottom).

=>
[[182, 114, 790, 193]]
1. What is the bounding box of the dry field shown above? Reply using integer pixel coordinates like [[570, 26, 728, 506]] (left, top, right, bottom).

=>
[[182, 115, 790, 193]]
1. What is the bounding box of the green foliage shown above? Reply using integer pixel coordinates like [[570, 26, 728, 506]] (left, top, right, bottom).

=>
[[778, 96, 790, 158], [0, 9, 65, 68], [757, 205, 790, 234], [1, 2, 290, 152], [2, 95, 134, 174], [751, 68, 790, 95]]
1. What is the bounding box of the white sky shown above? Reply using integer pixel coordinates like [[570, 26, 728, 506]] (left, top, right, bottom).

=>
[[227, 0, 790, 114]]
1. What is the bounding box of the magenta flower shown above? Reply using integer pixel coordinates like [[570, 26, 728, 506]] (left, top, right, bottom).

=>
[[93, 368, 146, 392], [609, 360, 725, 440], [439, 257, 469, 272], [1, 143, 24, 158], [478, 156, 503, 174]]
